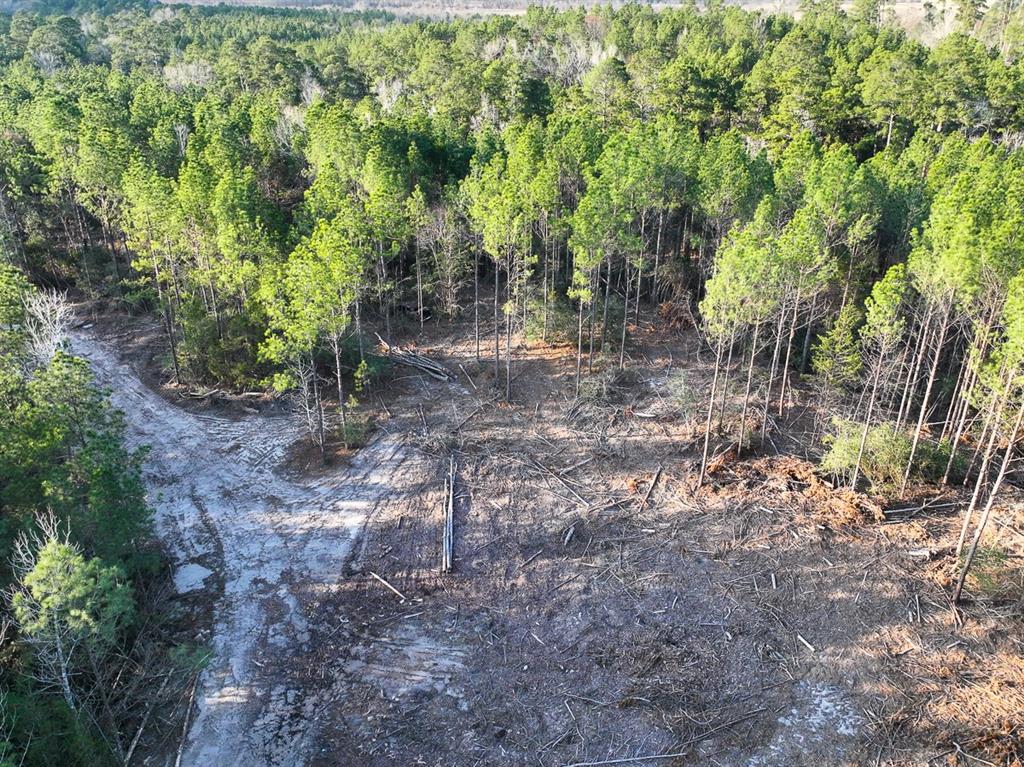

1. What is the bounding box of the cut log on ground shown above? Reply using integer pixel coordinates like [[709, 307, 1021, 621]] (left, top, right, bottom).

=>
[[376, 334, 455, 382], [442, 455, 455, 573]]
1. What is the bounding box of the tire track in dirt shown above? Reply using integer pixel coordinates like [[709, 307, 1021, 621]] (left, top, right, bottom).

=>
[[71, 332, 426, 767]]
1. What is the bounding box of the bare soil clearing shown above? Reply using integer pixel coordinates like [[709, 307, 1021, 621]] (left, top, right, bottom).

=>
[[72, 319, 1023, 766], [71, 330, 438, 765]]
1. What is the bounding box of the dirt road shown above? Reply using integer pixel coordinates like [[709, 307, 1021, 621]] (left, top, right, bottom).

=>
[[72, 332, 428, 766]]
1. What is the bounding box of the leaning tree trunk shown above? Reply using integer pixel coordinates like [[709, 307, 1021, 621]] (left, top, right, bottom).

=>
[[851, 356, 884, 489], [777, 287, 802, 418], [896, 305, 934, 430], [738, 321, 761, 458], [953, 371, 1013, 556], [953, 398, 1024, 603], [698, 338, 724, 488], [901, 308, 950, 496], [944, 347, 997, 486], [762, 305, 787, 443], [943, 325, 995, 483]]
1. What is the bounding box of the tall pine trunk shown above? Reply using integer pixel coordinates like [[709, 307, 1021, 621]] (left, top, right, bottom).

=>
[[474, 250, 480, 361], [619, 264, 630, 369], [505, 265, 512, 400], [900, 307, 950, 496], [575, 297, 584, 395], [738, 321, 761, 458], [718, 326, 737, 425], [851, 357, 884, 489], [698, 339, 724, 488], [953, 398, 1024, 602], [331, 335, 348, 435], [493, 262, 500, 382], [777, 287, 801, 418]]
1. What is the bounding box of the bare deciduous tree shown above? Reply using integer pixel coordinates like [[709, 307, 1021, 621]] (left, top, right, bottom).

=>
[[23, 289, 73, 371], [289, 353, 326, 456]]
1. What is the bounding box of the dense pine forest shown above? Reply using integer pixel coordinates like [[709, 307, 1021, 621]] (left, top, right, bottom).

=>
[[3, 0, 1024, 764]]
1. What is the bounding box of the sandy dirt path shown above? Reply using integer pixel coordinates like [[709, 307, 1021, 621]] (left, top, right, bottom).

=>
[[72, 332, 428, 766]]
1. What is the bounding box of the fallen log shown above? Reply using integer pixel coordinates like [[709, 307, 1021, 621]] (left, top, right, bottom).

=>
[[441, 455, 455, 573], [375, 334, 454, 382]]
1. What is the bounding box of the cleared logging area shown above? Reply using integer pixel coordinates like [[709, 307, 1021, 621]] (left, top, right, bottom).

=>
[[281, 325, 1024, 767]]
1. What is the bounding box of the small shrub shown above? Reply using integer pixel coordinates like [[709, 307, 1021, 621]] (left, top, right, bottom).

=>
[[821, 420, 953, 491], [336, 407, 373, 449], [525, 291, 577, 345], [169, 643, 212, 672], [576, 365, 646, 406], [964, 546, 1023, 600], [667, 369, 703, 421]]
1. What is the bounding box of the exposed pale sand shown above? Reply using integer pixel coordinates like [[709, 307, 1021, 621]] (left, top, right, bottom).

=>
[[71, 332, 430, 767]]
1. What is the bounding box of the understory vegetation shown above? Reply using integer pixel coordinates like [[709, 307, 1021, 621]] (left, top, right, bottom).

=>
[[0, 262, 200, 766], [2, 0, 1024, 761]]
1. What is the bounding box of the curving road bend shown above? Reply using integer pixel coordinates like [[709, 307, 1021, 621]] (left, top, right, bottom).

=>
[[72, 332, 424, 766]]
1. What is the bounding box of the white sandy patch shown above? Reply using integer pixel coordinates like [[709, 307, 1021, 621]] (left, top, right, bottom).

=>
[[71, 332, 421, 767], [174, 562, 214, 593], [747, 680, 864, 766]]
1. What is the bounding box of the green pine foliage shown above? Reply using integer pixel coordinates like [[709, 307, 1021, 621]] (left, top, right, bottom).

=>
[[813, 303, 863, 390], [2, 0, 1024, 758], [0, 265, 155, 767]]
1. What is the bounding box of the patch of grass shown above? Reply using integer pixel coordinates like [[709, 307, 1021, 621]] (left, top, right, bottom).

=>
[[169, 643, 212, 672], [667, 369, 703, 422], [964, 546, 1023, 601]]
